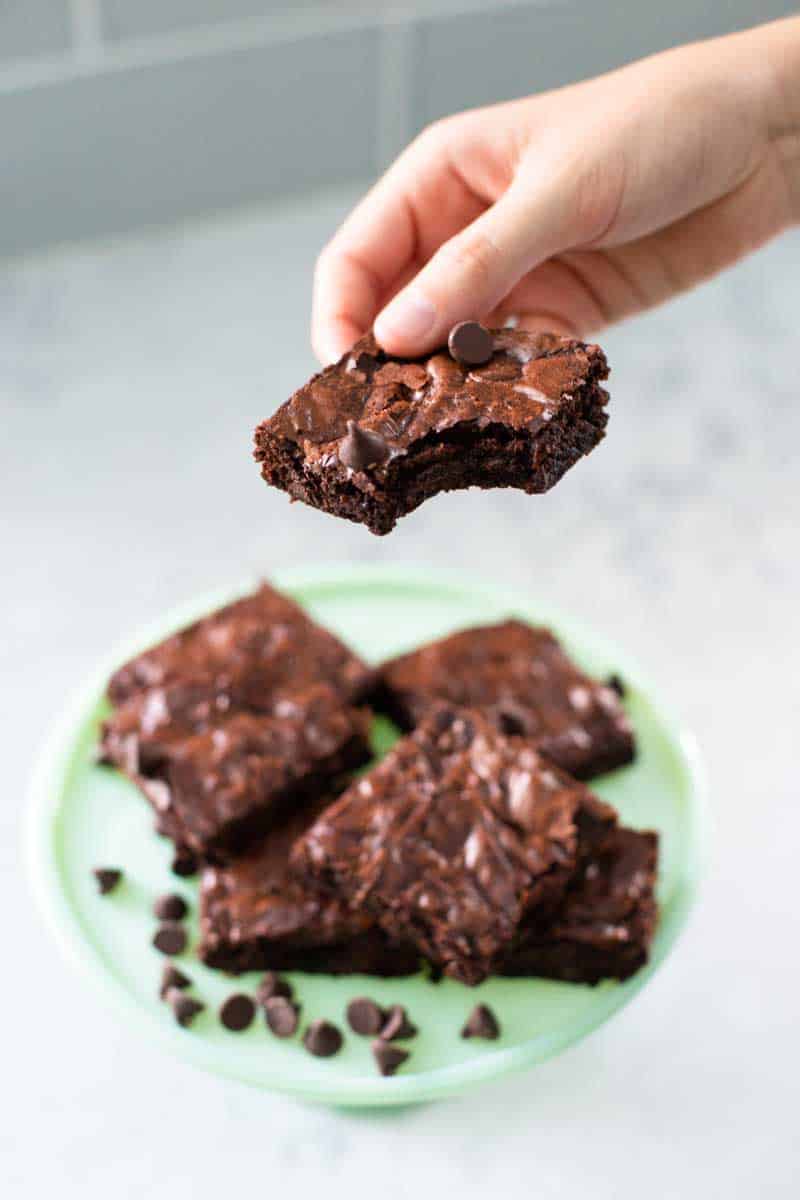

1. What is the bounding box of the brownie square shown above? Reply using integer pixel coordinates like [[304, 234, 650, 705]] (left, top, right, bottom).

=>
[[293, 706, 597, 985], [198, 796, 419, 976], [107, 582, 371, 707], [103, 684, 372, 860], [503, 824, 658, 983], [376, 619, 635, 780], [254, 330, 609, 535]]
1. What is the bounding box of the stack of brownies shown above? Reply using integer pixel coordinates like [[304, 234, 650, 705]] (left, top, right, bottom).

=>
[[99, 582, 658, 988]]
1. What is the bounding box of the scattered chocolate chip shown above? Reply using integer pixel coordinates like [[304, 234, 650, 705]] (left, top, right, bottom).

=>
[[153, 892, 188, 921], [372, 1040, 410, 1077], [346, 996, 386, 1037], [93, 867, 122, 895], [339, 420, 390, 471], [607, 673, 627, 698], [447, 321, 494, 366], [256, 971, 294, 1005], [219, 993, 256, 1032], [380, 1004, 418, 1042], [159, 964, 191, 999], [167, 990, 204, 1028], [265, 996, 300, 1038], [152, 922, 187, 957], [303, 1019, 343, 1058], [461, 1004, 500, 1040], [171, 849, 198, 878]]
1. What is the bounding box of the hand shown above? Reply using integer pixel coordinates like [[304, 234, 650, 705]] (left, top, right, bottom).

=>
[[312, 17, 800, 363]]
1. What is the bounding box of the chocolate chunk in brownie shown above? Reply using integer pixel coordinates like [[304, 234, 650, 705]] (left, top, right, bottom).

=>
[[198, 796, 419, 976], [503, 825, 658, 984], [107, 582, 371, 707], [293, 706, 599, 986], [254, 329, 610, 535], [103, 683, 372, 860], [376, 620, 634, 780]]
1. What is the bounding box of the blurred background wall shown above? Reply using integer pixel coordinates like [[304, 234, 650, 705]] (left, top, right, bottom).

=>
[[1, 0, 796, 257]]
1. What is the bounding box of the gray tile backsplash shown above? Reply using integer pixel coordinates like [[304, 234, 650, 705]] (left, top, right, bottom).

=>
[[0, 0, 70, 63], [0, 27, 379, 257], [0, 0, 795, 255], [412, 0, 798, 131], [101, 0, 322, 42]]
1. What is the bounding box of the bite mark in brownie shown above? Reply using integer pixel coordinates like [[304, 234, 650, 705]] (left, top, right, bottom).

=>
[[103, 684, 372, 860], [254, 330, 610, 535], [292, 706, 599, 986], [503, 824, 658, 984], [198, 794, 419, 976], [376, 620, 635, 780], [107, 582, 372, 706]]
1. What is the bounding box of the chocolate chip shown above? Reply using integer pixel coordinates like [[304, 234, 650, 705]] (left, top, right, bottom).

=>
[[256, 971, 293, 1006], [167, 990, 204, 1028], [159, 964, 191, 999], [379, 1004, 417, 1042], [93, 867, 122, 895], [171, 849, 198, 878], [339, 420, 389, 471], [265, 996, 300, 1038], [303, 1019, 343, 1058], [346, 997, 386, 1037], [219, 993, 256, 1032], [153, 893, 188, 921], [152, 922, 187, 957], [448, 321, 494, 366], [607, 673, 627, 698], [461, 1004, 500, 1040], [372, 1040, 410, 1077]]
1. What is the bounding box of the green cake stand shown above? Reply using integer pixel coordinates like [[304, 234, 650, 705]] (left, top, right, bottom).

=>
[[26, 564, 708, 1107]]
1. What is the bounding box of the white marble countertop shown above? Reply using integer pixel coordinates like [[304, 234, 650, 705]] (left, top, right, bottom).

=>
[[3, 184, 799, 1198]]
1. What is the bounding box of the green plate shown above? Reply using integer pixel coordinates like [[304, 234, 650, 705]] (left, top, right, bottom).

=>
[[26, 565, 708, 1107]]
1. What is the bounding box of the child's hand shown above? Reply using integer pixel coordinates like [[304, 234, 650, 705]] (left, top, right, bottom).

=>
[[312, 17, 800, 362]]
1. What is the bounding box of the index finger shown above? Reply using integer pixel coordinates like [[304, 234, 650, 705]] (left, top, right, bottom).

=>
[[311, 180, 416, 364], [311, 124, 487, 363]]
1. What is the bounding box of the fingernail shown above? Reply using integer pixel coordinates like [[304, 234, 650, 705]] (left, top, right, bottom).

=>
[[375, 289, 436, 348]]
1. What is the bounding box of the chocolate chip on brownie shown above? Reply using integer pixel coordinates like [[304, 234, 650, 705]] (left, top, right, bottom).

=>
[[447, 321, 494, 366]]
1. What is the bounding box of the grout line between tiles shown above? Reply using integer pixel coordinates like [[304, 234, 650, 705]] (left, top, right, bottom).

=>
[[0, 0, 560, 94], [376, 11, 416, 170], [69, 0, 105, 62]]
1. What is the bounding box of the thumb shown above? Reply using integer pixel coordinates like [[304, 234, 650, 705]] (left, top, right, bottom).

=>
[[373, 172, 579, 356]]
